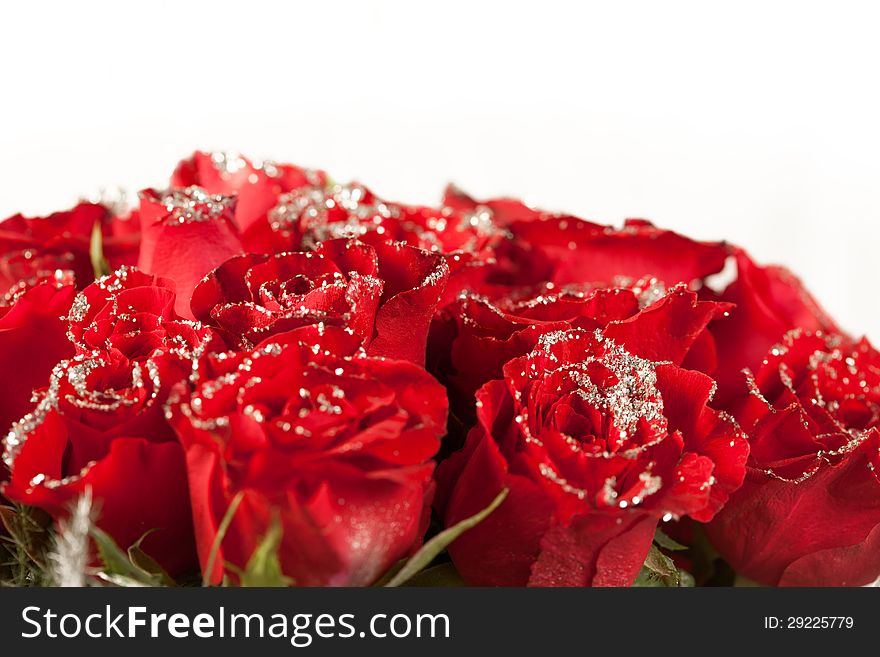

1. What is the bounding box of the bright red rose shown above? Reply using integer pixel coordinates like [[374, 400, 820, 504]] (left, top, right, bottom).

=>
[[168, 324, 448, 586], [435, 307, 749, 586], [137, 187, 245, 320], [1, 267, 216, 575], [171, 151, 326, 251], [191, 238, 449, 365], [440, 186, 730, 293], [442, 183, 551, 227], [0, 273, 77, 442], [707, 330, 880, 586], [709, 248, 841, 406], [0, 202, 140, 291], [434, 283, 728, 418], [497, 217, 729, 292], [260, 181, 504, 303]]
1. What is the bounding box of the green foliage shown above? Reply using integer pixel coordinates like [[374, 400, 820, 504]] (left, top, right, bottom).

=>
[[235, 516, 293, 587], [653, 527, 687, 552], [0, 504, 52, 586], [203, 491, 244, 587], [91, 526, 171, 586], [89, 218, 110, 279], [633, 543, 695, 587], [384, 488, 509, 587]]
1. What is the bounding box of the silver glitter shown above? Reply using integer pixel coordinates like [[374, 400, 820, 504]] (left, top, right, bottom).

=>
[[141, 186, 236, 224]]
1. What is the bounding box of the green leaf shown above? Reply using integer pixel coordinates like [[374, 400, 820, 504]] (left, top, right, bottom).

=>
[[203, 491, 244, 587], [238, 516, 293, 587], [127, 531, 175, 586], [89, 218, 110, 279], [654, 527, 687, 552], [385, 488, 508, 587], [633, 544, 694, 587], [90, 526, 159, 586]]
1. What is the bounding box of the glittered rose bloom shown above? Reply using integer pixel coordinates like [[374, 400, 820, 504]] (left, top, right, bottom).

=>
[[708, 248, 840, 406], [435, 321, 748, 587], [168, 325, 448, 586], [259, 181, 504, 302], [0, 201, 140, 291], [1, 267, 216, 575], [434, 282, 727, 418], [137, 186, 245, 320], [707, 330, 880, 586], [191, 237, 448, 365], [171, 150, 327, 252]]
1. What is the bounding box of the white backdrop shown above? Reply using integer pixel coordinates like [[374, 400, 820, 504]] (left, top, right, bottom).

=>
[[2, 1, 878, 339]]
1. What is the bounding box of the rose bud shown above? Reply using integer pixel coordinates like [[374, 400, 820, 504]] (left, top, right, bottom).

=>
[[167, 324, 448, 586], [708, 248, 841, 406], [434, 282, 729, 420], [707, 330, 880, 586], [435, 319, 748, 586], [0, 202, 140, 290], [137, 187, 244, 320], [191, 237, 448, 365], [171, 151, 326, 252], [1, 267, 218, 575]]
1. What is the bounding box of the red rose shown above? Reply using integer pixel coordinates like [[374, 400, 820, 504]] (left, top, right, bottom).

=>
[[191, 238, 449, 365], [709, 248, 840, 406], [0, 202, 140, 291], [1, 267, 215, 575], [435, 298, 748, 586], [259, 181, 504, 303], [442, 184, 549, 227], [441, 186, 730, 293], [168, 324, 448, 586], [137, 187, 245, 320], [707, 330, 880, 586], [434, 282, 728, 418], [175, 155, 505, 304], [171, 151, 326, 251], [0, 273, 77, 442]]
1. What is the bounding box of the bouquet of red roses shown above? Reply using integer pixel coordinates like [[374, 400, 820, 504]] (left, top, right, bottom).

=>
[[1, 151, 878, 587]]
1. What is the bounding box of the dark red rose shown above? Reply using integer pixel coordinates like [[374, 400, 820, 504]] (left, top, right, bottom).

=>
[[137, 187, 245, 320], [1, 267, 216, 575], [708, 248, 841, 406], [171, 151, 326, 251], [167, 324, 448, 586], [707, 330, 880, 586], [435, 300, 748, 586], [434, 283, 729, 417], [0, 202, 140, 291], [191, 237, 449, 365]]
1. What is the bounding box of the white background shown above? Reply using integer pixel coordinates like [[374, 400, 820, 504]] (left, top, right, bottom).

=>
[[2, 1, 878, 339]]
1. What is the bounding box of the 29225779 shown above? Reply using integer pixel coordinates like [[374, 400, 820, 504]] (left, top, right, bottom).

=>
[[764, 617, 854, 629]]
